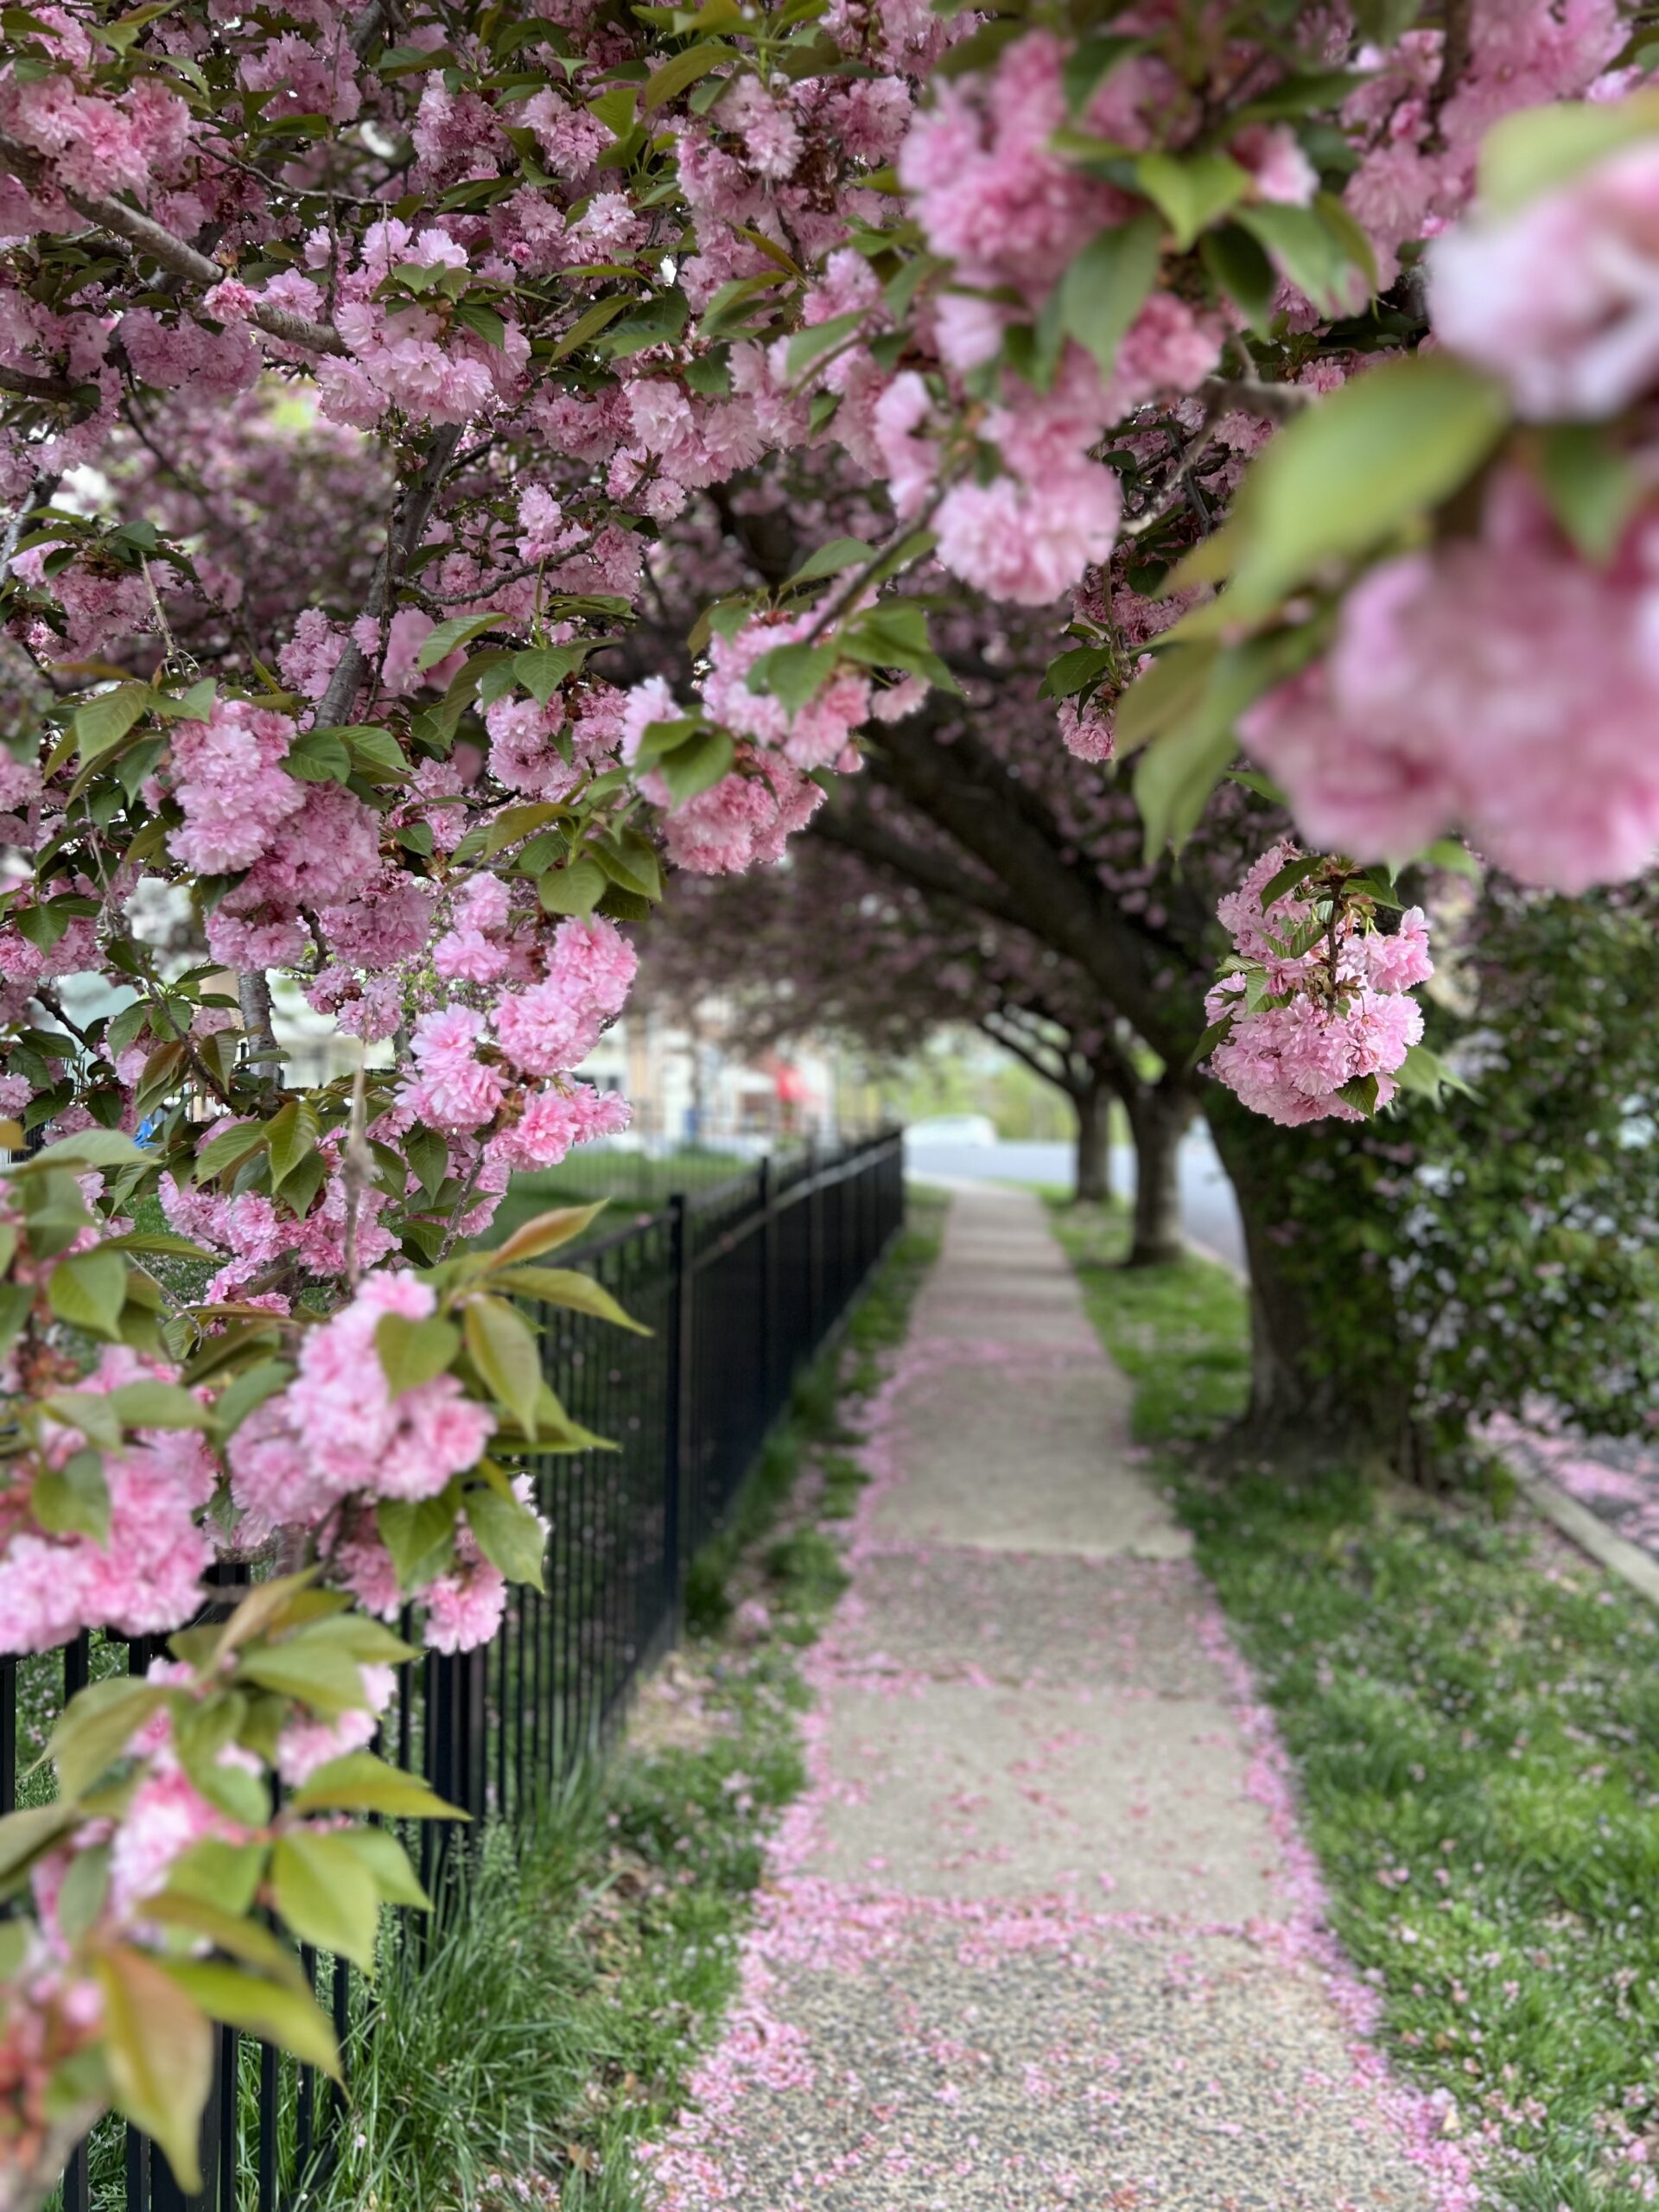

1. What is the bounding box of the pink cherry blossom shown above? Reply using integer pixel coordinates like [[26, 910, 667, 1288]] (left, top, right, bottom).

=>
[[1243, 475, 1659, 892]]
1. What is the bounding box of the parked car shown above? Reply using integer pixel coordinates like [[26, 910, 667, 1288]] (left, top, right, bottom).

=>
[[905, 1114, 999, 1147]]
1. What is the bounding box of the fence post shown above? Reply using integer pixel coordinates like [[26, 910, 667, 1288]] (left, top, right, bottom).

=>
[[663, 1192, 690, 1611], [806, 1140, 823, 1348], [759, 1157, 777, 1418]]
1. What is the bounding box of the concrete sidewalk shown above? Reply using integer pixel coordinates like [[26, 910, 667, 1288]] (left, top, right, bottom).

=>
[[644, 1187, 1457, 2210]]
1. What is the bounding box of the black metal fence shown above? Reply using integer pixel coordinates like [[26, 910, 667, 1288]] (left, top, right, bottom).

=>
[[7, 1128, 906, 2212]]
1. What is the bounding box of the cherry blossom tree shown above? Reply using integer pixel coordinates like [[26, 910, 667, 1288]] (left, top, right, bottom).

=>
[[634, 836, 1191, 1227], [5, 0, 1659, 2181]]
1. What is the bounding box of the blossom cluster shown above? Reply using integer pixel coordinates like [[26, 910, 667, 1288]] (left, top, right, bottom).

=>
[[1205, 845, 1434, 1128], [1242, 474, 1659, 895]]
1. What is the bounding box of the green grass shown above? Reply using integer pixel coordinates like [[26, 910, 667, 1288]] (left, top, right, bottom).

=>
[[1049, 1198, 1659, 2209], [307, 1191, 947, 2212]]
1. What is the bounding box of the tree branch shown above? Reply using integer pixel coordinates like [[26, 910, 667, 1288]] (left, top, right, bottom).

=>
[[1192, 375, 1311, 423], [867, 710, 1205, 1059], [0, 130, 345, 358], [814, 799, 1033, 935], [311, 423, 462, 727], [0, 363, 84, 404]]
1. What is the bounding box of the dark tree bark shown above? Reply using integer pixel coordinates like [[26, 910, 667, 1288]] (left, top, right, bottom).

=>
[[1123, 1077, 1193, 1268], [1201, 1090, 1431, 1471]]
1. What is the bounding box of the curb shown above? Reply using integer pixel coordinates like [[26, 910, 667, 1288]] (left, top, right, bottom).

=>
[[1507, 1462, 1659, 1609]]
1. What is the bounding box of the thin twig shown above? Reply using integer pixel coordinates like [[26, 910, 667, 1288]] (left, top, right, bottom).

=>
[[340, 1057, 371, 1290], [802, 486, 946, 645]]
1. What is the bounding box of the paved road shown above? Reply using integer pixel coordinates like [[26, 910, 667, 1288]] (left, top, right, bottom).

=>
[[905, 1126, 1248, 1273], [643, 1186, 1440, 2211]]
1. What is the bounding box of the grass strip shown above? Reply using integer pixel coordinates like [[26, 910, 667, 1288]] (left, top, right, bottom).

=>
[[1049, 1196, 1659, 2212]]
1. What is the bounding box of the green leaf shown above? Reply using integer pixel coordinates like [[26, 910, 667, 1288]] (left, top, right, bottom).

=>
[[417, 612, 507, 670], [1232, 67, 1366, 122], [100, 1230, 216, 1260], [658, 728, 734, 806], [19, 1128, 147, 1173], [340, 725, 410, 780], [641, 37, 735, 111], [213, 1357, 294, 1440], [48, 1679, 168, 1799], [1259, 853, 1323, 909], [512, 645, 589, 704], [683, 347, 732, 397], [1236, 199, 1367, 316], [1421, 836, 1481, 880], [784, 537, 875, 588], [333, 1824, 431, 1907], [283, 730, 352, 784], [492, 1265, 650, 1334], [48, 1249, 129, 1339], [537, 857, 606, 915], [785, 312, 865, 380], [607, 288, 693, 356], [1478, 92, 1659, 216], [164, 1961, 340, 2077], [193, 1121, 268, 1184], [451, 299, 506, 349], [1335, 1071, 1380, 1116], [465, 1484, 547, 1590], [1227, 356, 1509, 618], [270, 1832, 381, 1974], [31, 1449, 111, 1544], [839, 601, 961, 693], [1135, 714, 1240, 862], [1062, 31, 1141, 113], [0, 1280, 36, 1358], [1392, 1040, 1471, 1102], [1135, 151, 1249, 250], [696, 271, 789, 343], [375, 1312, 461, 1395], [236, 1639, 378, 1719], [480, 800, 569, 858], [597, 832, 662, 900], [404, 1126, 449, 1202], [745, 641, 839, 715], [376, 1494, 460, 1591], [157, 1840, 268, 1916], [1038, 643, 1116, 702], [1538, 423, 1640, 564], [108, 1380, 210, 1430], [1057, 214, 1163, 378], [0, 1803, 76, 1891], [1199, 223, 1278, 332], [1131, 633, 1305, 856], [1114, 642, 1218, 756], [551, 295, 632, 359], [1351, 0, 1421, 39], [290, 1751, 461, 1821], [491, 1202, 607, 1264], [74, 685, 152, 765], [463, 1294, 543, 1435], [98, 1945, 214, 2194], [265, 1098, 320, 1192]]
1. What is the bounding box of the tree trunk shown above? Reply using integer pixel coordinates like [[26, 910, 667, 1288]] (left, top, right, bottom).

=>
[[1071, 1082, 1113, 1205], [1201, 1091, 1428, 1467], [1203, 1091, 1344, 1427], [1123, 1080, 1192, 1268]]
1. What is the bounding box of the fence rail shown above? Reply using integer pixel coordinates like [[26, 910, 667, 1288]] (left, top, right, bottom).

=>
[[8, 1128, 906, 2212]]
